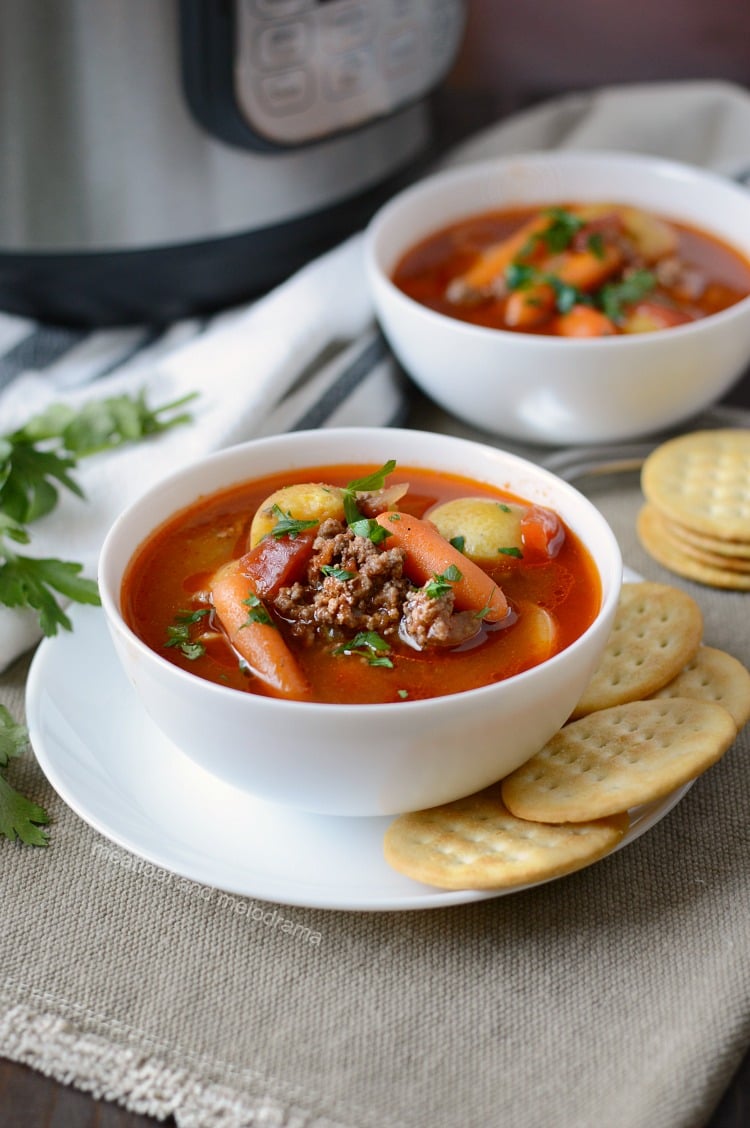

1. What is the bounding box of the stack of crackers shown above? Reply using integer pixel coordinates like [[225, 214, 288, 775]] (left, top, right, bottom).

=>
[[384, 581, 750, 891], [638, 429, 750, 590]]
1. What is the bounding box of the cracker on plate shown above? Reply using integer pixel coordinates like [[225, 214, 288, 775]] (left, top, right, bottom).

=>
[[637, 505, 750, 591], [501, 698, 736, 823], [641, 429, 750, 542], [649, 645, 750, 729], [571, 581, 703, 718], [383, 784, 628, 890]]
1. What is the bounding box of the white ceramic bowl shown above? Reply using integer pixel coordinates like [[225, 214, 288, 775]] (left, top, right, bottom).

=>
[[98, 427, 622, 816], [365, 150, 750, 445]]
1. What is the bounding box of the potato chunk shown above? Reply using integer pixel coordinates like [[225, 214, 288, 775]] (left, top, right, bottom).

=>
[[427, 497, 525, 563], [249, 483, 345, 547]]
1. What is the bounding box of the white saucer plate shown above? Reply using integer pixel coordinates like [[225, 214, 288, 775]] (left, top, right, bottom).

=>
[[25, 603, 691, 912]]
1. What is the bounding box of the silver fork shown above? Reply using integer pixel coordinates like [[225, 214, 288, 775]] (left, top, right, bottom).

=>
[[541, 404, 749, 484], [541, 442, 655, 483]]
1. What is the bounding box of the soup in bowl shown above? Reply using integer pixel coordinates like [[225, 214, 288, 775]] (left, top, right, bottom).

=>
[[365, 151, 750, 444], [98, 428, 622, 816]]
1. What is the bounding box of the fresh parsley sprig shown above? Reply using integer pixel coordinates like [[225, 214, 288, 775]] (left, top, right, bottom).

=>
[[0, 390, 196, 636], [342, 460, 397, 542], [269, 505, 318, 540], [0, 705, 50, 846]]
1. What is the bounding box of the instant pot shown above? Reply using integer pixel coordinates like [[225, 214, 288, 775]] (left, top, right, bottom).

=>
[[0, 0, 465, 325]]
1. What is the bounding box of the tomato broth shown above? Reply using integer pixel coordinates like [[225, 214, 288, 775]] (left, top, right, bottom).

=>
[[122, 463, 601, 704], [392, 202, 750, 337]]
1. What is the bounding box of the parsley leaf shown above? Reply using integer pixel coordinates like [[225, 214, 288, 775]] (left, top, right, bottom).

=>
[[321, 564, 355, 582], [449, 535, 466, 553], [498, 546, 523, 558], [0, 706, 50, 846], [342, 460, 397, 529], [538, 207, 585, 253], [599, 269, 656, 322], [348, 517, 392, 545], [269, 504, 318, 540], [344, 461, 397, 494], [0, 555, 100, 635], [424, 564, 463, 599], [164, 608, 210, 659], [332, 630, 393, 668], [0, 389, 195, 636], [241, 593, 275, 628]]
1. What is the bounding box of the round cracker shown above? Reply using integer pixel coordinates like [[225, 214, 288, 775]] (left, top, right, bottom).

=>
[[571, 581, 703, 718], [501, 698, 736, 823], [638, 505, 750, 590], [641, 429, 750, 541], [662, 515, 750, 560], [640, 504, 750, 573], [649, 645, 750, 729], [383, 784, 628, 890]]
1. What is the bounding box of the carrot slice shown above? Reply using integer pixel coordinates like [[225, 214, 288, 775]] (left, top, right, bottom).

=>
[[553, 304, 616, 338], [456, 214, 551, 291], [375, 511, 508, 622], [210, 561, 311, 700]]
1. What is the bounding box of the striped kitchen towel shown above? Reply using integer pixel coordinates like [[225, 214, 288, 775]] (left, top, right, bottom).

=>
[[0, 233, 408, 669]]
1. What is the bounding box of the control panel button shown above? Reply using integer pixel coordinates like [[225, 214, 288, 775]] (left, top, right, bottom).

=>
[[257, 21, 308, 67], [319, 4, 373, 54], [257, 67, 313, 114], [323, 48, 375, 100]]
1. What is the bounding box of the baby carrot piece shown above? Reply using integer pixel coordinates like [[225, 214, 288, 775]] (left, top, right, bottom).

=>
[[375, 512, 508, 622], [554, 304, 616, 337], [210, 561, 311, 700], [505, 283, 555, 328], [457, 214, 552, 291], [552, 243, 623, 290]]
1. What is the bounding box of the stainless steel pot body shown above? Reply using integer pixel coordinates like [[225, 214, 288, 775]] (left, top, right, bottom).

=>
[[0, 0, 464, 323]]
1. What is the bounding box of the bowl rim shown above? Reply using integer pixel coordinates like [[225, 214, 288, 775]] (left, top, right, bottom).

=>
[[98, 426, 623, 714], [364, 148, 750, 348]]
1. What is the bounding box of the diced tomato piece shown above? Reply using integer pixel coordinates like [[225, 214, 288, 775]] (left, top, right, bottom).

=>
[[239, 530, 316, 598], [520, 505, 565, 561]]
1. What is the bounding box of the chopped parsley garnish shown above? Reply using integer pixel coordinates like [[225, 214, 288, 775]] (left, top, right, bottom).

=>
[[342, 460, 397, 535], [269, 504, 318, 540], [344, 461, 397, 494], [449, 535, 466, 553], [349, 517, 392, 544], [497, 503, 511, 513], [0, 705, 50, 846], [397, 689, 409, 700], [506, 261, 589, 315], [332, 630, 393, 668], [498, 546, 523, 558], [599, 269, 656, 322], [519, 208, 584, 259], [586, 231, 606, 260], [242, 593, 274, 627], [424, 564, 463, 599], [321, 564, 355, 582], [164, 607, 210, 659], [474, 586, 499, 621]]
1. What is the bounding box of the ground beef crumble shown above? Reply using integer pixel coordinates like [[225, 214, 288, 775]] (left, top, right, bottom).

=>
[[272, 520, 411, 644], [401, 588, 482, 649], [271, 518, 488, 651]]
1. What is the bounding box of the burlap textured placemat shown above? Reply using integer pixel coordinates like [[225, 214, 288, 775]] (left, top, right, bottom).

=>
[[1, 415, 749, 1128]]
